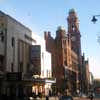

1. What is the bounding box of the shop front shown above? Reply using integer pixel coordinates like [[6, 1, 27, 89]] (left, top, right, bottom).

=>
[[0, 72, 56, 98], [32, 78, 56, 96]]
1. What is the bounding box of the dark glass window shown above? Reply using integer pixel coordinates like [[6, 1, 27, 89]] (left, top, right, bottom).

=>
[[1, 36, 4, 42], [11, 63, 14, 72], [12, 37, 15, 47], [19, 62, 23, 72], [0, 31, 4, 42], [27, 63, 30, 73], [0, 30, 3, 35]]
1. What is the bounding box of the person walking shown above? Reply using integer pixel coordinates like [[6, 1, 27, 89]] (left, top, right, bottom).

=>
[[90, 94, 93, 100], [58, 92, 62, 100], [46, 95, 49, 100], [46, 90, 49, 100]]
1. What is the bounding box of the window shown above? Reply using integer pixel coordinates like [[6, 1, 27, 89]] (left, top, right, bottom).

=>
[[11, 63, 14, 72], [12, 37, 15, 47], [19, 62, 23, 72], [48, 70, 51, 78], [0, 57, 3, 65], [1, 36, 4, 42], [72, 24, 75, 31], [0, 30, 3, 35], [63, 40, 66, 45], [27, 63, 30, 73], [47, 70, 48, 78], [42, 52, 44, 58], [0, 30, 4, 42], [64, 60, 67, 66], [64, 49, 67, 54]]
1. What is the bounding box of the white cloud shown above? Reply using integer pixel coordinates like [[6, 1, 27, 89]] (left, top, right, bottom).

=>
[[89, 56, 100, 78]]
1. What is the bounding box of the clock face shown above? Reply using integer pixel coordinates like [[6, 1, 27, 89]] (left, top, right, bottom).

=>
[[71, 36, 76, 41]]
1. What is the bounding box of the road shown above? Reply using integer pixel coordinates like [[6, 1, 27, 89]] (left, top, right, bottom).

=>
[[74, 98, 100, 100], [49, 97, 100, 100], [36, 97, 100, 100], [74, 97, 100, 100]]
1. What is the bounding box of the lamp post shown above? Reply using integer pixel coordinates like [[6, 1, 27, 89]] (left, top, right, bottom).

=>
[[91, 15, 100, 44], [91, 15, 100, 23]]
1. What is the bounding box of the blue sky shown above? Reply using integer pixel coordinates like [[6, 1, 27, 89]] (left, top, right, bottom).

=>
[[0, 0, 100, 78]]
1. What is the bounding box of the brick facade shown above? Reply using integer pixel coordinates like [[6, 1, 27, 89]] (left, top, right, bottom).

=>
[[44, 9, 83, 94], [44, 27, 79, 94]]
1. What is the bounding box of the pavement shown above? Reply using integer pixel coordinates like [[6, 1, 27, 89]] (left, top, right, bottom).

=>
[[34, 96, 59, 100]]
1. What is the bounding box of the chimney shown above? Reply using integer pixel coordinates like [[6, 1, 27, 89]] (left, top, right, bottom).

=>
[[48, 31, 51, 37], [44, 31, 48, 40]]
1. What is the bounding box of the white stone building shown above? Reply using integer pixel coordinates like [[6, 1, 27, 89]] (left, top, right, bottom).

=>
[[31, 33, 54, 95], [0, 11, 34, 74], [31, 33, 52, 78], [0, 11, 52, 77], [0, 11, 54, 96]]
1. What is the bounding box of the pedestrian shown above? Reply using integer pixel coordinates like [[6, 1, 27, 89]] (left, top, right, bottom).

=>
[[49, 90, 51, 97], [90, 94, 93, 100], [58, 92, 62, 100], [46, 95, 49, 100]]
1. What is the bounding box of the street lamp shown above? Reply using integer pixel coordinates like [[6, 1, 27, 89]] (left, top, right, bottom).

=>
[[91, 15, 100, 23], [91, 15, 100, 45]]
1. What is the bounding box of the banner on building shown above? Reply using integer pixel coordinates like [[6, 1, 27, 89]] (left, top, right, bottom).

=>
[[30, 45, 41, 75]]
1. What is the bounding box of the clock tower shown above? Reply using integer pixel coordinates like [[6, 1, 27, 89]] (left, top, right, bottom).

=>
[[67, 9, 81, 59]]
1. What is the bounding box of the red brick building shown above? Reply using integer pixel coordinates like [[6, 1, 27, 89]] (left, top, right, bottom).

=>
[[81, 54, 90, 94], [44, 9, 89, 95]]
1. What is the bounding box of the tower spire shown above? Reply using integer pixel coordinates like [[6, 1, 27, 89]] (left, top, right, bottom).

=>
[[67, 9, 81, 60], [67, 9, 80, 33]]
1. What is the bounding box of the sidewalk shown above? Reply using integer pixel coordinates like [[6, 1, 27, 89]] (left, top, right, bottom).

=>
[[36, 96, 81, 100], [34, 96, 59, 100], [33, 96, 85, 100], [49, 97, 59, 100]]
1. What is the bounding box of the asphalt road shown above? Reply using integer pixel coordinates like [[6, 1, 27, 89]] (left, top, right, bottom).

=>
[[44, 97, 100, 100], [30, 97, 100, 100]]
